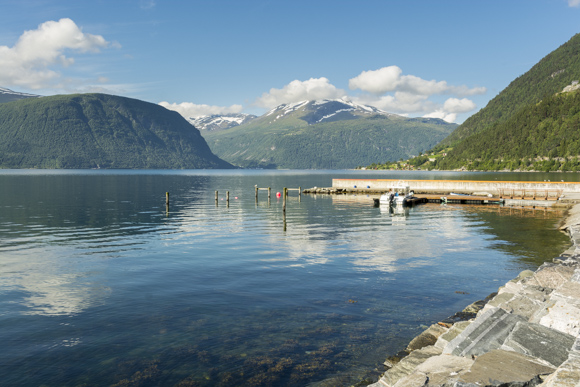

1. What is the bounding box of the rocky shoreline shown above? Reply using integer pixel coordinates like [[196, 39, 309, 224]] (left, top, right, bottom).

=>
[[365, 203, 580, 387]]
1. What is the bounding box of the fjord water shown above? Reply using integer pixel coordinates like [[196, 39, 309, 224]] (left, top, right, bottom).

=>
[[0, 170, 572, 386]]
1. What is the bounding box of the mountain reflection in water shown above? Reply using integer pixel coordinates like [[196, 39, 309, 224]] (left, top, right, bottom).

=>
[[0, 170, 572, 386]]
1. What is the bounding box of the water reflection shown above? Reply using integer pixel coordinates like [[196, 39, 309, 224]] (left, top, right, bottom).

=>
[[0, 171, 573, 386]]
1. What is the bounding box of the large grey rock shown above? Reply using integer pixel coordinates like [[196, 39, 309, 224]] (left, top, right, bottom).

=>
[[483, 284, 550, 320], [524, 264, 576, 289], [406, 323, 448, 352], [372, 345, 441, 387], [376, 354, 474, 387], [415, 354, 473, 386], [538, 356, 580, 387], [501, 321, 575, 367], [531, 299, 580, 337], [551, 280, 580, 307], [443, 307, 526, 357], [457, 349, 556, 386], [434, 321, 472, 350]]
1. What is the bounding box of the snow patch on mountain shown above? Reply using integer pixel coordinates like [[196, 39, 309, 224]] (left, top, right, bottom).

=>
[[189, 113, 257, 131], [0, 87, 40, 103]]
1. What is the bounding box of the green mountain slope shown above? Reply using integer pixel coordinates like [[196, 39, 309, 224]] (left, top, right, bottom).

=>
[[438, 87, 580, 171], [439, 33, 580, 147], [202, 100, 456, 169], [0, 93, 233, 169]]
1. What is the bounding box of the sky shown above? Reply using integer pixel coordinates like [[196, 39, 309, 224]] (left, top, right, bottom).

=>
[[0, 1, 579, 124]]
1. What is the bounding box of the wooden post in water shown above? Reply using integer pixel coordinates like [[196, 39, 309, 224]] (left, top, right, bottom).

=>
[[255, 186, 259, 204], [226, 191, 230, 207], [283, 187, 287, 213], [166, 192, 169, 215], [215, 190, 219, 206], [298, 186, 301, 203]]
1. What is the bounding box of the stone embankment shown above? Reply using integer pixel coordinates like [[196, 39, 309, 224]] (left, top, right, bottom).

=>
[[367, 204, 580, 387]]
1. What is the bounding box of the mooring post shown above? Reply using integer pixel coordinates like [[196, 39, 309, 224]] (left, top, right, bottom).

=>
[[283, 187, 287, 213], [298, 186, 301, 202], [215, 190, 219, 206], [255, 186, 259, 204], [166, 192, 170, 204], [268, 187, 271, 199], [226, 191, 230, 207]]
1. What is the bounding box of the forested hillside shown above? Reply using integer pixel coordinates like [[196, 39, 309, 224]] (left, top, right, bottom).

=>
[[438, 33, 580, 147], [438, 88, 580, 171], [0, 93, 233, 169]]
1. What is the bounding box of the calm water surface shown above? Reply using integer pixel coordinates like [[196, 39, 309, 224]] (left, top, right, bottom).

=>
[[0, 170, 573, 386]]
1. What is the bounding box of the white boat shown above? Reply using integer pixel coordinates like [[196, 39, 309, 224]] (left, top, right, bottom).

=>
[[379, 186, 414, 206]]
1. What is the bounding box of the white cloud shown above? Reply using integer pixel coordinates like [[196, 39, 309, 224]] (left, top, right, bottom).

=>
[[349, 66, 486, 97], [422, 98, 477, 123], [569, 0, 580, 7], [443, 97, 477, 113], [347, 66, 484, 122], [255, 77, 346, 108], [159, 101, 243, 118], [354, 91, 432, 114], [0, 18, 112, 90], [423, 110, 458, 123]]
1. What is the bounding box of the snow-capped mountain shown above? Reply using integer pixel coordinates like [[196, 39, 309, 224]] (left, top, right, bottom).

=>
[[263, 99, 402, 125], [201, 98, 457, 169], [188, 113, 257, 131], [0, 87, 40, 103]]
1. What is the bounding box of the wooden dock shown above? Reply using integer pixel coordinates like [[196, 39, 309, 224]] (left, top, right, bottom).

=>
[[416, 194, 503, 204]]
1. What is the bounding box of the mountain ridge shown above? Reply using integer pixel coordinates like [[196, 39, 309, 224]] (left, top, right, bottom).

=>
[[438, 32, 580, 147], [0, 93, 233, 169], [0, 87, 40, 103], [202, 99, 456, 169]]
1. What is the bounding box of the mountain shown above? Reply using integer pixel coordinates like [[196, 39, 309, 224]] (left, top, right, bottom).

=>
[[188, 113, 257, 131], [437, 84, 580, 171], [438, 33, 580, 147], [0, 93, 233, 169], [201, 99, 457, 169], [423, 32, 580, 172], [0, 87, 40, 103]]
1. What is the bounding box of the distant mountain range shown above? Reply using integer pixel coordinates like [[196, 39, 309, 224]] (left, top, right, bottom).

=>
[[0, 87, 40, 103], [188, 113, 257, 131], [0, 93, 233, 169], [201, 99, 457, 169]]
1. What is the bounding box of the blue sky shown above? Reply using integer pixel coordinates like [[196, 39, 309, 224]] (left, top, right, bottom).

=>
[[1, 0, 579, 123]]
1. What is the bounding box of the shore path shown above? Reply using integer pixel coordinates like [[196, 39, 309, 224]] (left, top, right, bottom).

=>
[[368, 200, 580, 387]]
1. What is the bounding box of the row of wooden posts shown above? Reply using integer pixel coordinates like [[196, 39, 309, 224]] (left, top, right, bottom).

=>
[[165, 187, 301, 210], [254, 186, 301, 211]]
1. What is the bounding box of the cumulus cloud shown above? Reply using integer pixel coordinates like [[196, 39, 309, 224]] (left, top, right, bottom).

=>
[[569, 0, 580, 7], [347, 66, 484, 122], [0, 18, 112, 90], [443, 97, 477, 113], [255, 77, 346, 108], [159, 101, 243, 118], [422, 98, 477, 123], [349, 66, 486, 97]]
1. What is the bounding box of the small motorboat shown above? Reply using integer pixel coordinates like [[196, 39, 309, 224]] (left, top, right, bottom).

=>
[[378, 186, 414, 206]]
